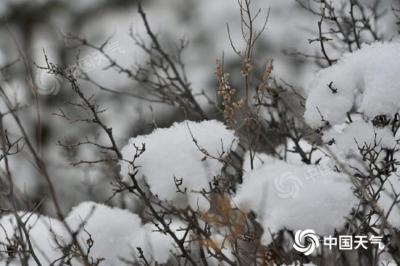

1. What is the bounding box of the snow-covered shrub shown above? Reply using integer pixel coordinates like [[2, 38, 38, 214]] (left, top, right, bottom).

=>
[[299, 36, 400, 266], [305, 42, 400, 127], [120, 120, 237, 211], [0, 203, 173, 265], [66, 202, 172, 264], [1, 0, 400, 265], [303, 41, 400, 231], [235, 156, 356, 245], [0, 213, 66, 265]]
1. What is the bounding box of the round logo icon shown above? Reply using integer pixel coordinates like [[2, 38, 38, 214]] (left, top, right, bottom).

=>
[[35, 69, 61, 96], [293, 229, 320, 255]]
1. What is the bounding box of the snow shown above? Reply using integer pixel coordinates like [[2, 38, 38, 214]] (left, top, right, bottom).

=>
[[378, 173, 400, 228], [66, 201, 172, 265], [319, 120, 400, 228], [0, 212, 66, 265], [120, 120, 237, 211], [0, 202, 173, 265], [320, 119, 400, 229], [234, 159, 357, 245], [242, 152, 277, 173], [282, 139, 329, 165], [378, 252, 398, 266], [1, 1, 399, 264], [304, 42, 400, 127], [323, 120, 397, 158], [242, 139, 329, 173]]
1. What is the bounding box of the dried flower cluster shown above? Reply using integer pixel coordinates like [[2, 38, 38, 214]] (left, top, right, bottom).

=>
[[216, 60, 245, 127]]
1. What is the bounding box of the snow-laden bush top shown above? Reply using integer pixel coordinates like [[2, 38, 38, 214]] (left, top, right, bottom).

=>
[[304, 42, 400, 127], [120, 120, 237, 211], [323, 120, 396, 157], [235, 154, 356, 245], [0, 202, 172, 265], [66, 202, 171, 264], [0, 213, 65, 265]]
